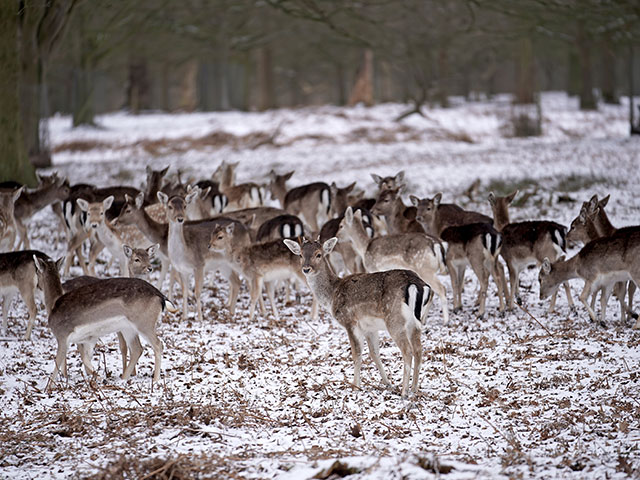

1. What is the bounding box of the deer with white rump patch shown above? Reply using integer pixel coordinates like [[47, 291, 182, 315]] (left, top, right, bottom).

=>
[[34, 255, 173, 389], [539, 229, 640, 328], [488, 191, 574, 311], [284, 237, 431, 397], [337, 206, 447, 323]]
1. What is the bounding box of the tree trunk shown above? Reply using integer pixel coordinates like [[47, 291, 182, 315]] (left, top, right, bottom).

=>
[[348, 49, 374, 106], [0, 2, 36, 185], [126, 58, 150, 114], [515, 36, 535, 104], [437, 45, 450, 108], [576, 22, 597, 110], [161, 62, 170, 111], [71, 7, 96, 126], [257, 46, 275, 110], [600, 35, 619, 105], [335, 62, 346, 105], [179, 59, 198, 112]]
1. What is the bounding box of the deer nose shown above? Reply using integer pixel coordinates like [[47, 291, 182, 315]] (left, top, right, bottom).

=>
[[91, 223, 98, 229], [177, 216, 184, 223], [302, 266, 311, 274]]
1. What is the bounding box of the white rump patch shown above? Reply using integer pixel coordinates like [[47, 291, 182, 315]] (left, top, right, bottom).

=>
[[321, 189, 330, 211], [295, 224, 303, 237], [213, 196, 223, 213], [251, 187, 260, 205], [283, 224, 292, 238], [553, 229, 565, 250]]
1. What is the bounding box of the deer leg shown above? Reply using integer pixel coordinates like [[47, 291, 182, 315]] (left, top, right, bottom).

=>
[[364, 331, 390, 387], [447, 259, 461, 314], [78, 342, 96, 376], [388, 323, 414, 398], [227, 271, 241, 316], [194, 268, 204, 322], [562, 281, 575, 309], [426, 272, 447, 324], [470, 256, 489, 318], [49, 340, 69, 388], [64, 231, 89, 275], [490, 258, 507, 313], [135, 313, 163, 383], [506, 261, 518, 309], [121, 330, 143, 380], [408, 323, 422, 394], [180, 272, 189, 320], [20, 284, 38, 340], [1, 293, 11, 335], [346, 328, 363, 389], [579, 280, 598, 323], [265, 280, 280, 320], [15, 218, 29, 249]]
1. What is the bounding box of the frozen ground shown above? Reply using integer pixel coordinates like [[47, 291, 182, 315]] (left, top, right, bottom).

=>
[[1, 92, 639, 479]]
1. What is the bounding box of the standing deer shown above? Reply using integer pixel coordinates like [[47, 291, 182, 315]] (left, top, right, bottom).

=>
[[34, 255, 172, 389], [284, 237, 431, 397], [0, 187, 24, 252], [337, 206, 448, 323], [488, 190, 574, 311], [410, 192, 492, 237]]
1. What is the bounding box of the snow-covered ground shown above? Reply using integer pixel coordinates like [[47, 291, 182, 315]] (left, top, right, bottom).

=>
[[1, 92, 639, 479]]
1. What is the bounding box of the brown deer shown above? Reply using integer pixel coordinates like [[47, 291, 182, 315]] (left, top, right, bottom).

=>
[[372, 187, 424, 234], [410, 193, 492, 237], [284, 237, 430, 397], [0, 187, 24, 252], [34, 255, 173, 389]]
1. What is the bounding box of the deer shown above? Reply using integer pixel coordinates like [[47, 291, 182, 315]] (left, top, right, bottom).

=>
[[143, 165, 170, 205], [284, 182, 332, 233], [208, 221, 315, 321], [488, 190, 574, 312], [13, 174, 71, 249], [567, 194, 639, 321], [371, 170, 405, 193], [256, 214, 304, 243], [329, 181, 357, 218], [319, 209, 374, 275], [438, 223, 507, 316], [77, 196, 129, 276], [0, 249, 52, 340], [33, 254, 173, 390], [61, 244, 157, 378], [372, 187, 424, 234], [337, 206, 448, 322], [0, 187, 24, 252], [212, 160, 262, 211], [410, 192, 493, 237], [539, 229, 640, 328], [268, 170, 295, 208], [284, 237, 431, 397], [194, 180, 228, 216], [159, 190, 242, 321], [215, 206, 288, 241]]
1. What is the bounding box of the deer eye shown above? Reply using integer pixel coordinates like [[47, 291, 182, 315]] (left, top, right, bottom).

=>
[[315, 253, 322, 259], [217, 234, 224, 240], [134, 258, 140, 263]]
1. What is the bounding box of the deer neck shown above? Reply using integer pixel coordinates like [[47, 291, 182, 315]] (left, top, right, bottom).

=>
[[136, 208, 168, 246], [492, 205, 510, 231], [593, 209, 616, 237], [306, 259, 340, 310], [551, 255, 580, 285], [42, 274, 64, 316], [270, 182, 287, 208], [387, 198, 408, 234], [344, 223, 370, 260]]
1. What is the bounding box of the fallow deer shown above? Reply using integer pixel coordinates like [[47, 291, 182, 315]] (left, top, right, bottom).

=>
[[337, 207, 448, 322], [488, 191, 574, 311], [372, 187, 424, 234], [371, 170, 405, 193], [439, 223, 507, 316], [268, 170, 294, 208], [539, 229, 640, 328], [0, 249, 51, 339], [159, 191, 242, 321], [144, 165, 170, 205], [34, 255, 172, 389], [284, 237, 431, 397], [0, 187, 23, 252], [61, 244, 157, 377], [410, 192, 492, 237], [256, 214, 304, 243], [14, 174, 71, 249], [284, 182, 332, 233], [208, 222, 314, 321], [213, 161, 262, 211], [77, 196, 129, 276]]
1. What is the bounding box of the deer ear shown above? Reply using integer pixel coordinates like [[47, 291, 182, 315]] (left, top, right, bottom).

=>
[[103, 195, 114, 210], [13, 186, 24, 202], [146, 165, 152, 175], [507, 190, 518, 204], [135, 192, 145, 209], [285, 171, 294, 181], [161, 165, 170, 176], [344, 206, 354, 225], [157, 191, 168, 205], [123, 245, 133, 258], [346, 182, 356, 193], [283, 238, 301, 256], [541, 257, 551, 274], [433, 193, 442, 207], [147, 244, 159, 257], [55, 257, 65, 271], [33, 255, 45, 273], [353, 209, 363, 222], [185, 189, 198, 204], [599, 194, 610, 208], [409, 195, 420, 207], [395, 170, 405, 183], [225, 223, 235, 234], [323, 237, 338, 254], [587, 194, 599, 213], [488, 192, 496, 206], [371, 173, 382, 185], [77, 198, 89, 211]]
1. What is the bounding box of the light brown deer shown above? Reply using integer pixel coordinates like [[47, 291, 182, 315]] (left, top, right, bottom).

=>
[[371, 170, 405, 193], [0, 250, 51, 339], [34, 255, 173, 389], [372, 187, 424, 234], [438, 223, 507, 316], [159, 191, 242, 321], [284, 182, 332, 233], [337, 206, 448, 323], [208, 221, 314, 320], [284, 237, 431, 397], [0, 187, 23, 252], [539, 229, 640, 328], [410, 192, 492, 237], [488, 190, 574, 312]]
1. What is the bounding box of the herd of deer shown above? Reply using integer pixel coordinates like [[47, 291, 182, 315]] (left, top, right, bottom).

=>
[[0, 162, 637, 397]]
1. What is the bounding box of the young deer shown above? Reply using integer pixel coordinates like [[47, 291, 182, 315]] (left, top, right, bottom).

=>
[[213, 160, 262, 211], [439, 223, 507, 316], [77, 196, 129, 276], [284, 237, 431, 397], [61, 244, 157, 377], [0, 187, 24, 252], [14, 174, 71, 249], [371, 170, 405, 193], [410, 193, 492, 237], [216, 206, 288, 241], [329, 181, 357, 218], [208, 222, 314, 321], [0, 250, 52, 339], [488, 191, 574, 311], [268, 170, 295, 208], [372, 187, 424, 234], [539, 229, 640, 328], [144, 165, 170, 205], [34, 255, 172, 389], [338, 206, 448, 323], [159, 191, 242, 321]]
